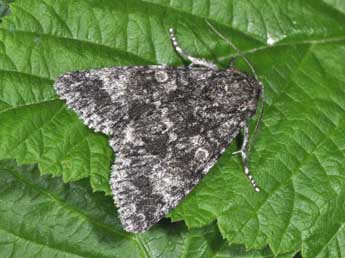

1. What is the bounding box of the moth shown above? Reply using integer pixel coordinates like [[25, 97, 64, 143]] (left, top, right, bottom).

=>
[[54, 22, 264, 233]]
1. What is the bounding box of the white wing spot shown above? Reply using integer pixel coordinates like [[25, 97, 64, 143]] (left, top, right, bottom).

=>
[[155, 71, 169, 83], [195, 148, 209, 161]]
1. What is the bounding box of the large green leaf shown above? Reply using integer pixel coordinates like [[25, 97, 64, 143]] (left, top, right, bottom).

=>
[[1, 0, 345, 257], [0, 160, 279, 258]]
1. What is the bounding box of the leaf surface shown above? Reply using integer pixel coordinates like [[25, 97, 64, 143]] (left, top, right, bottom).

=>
[[1, 1, 345, 257], [0, 160, 277, 258]]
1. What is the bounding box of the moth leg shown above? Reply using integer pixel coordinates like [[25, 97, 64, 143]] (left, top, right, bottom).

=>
[[169, 28, 218, 69], [229, 57, 236, 67], [233, 124, 260, 192]]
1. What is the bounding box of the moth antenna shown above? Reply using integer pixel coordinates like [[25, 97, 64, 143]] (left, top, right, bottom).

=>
[[168, 28, 218, 69], [205, 20, 259, 80], [233, 124, 260, 192], [250, 84, 264, 153], [206, 20, 264, 153]]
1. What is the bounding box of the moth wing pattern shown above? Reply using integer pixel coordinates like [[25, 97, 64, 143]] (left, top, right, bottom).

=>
[[54, 66, 261, 232], [55, 67, 132, 136]]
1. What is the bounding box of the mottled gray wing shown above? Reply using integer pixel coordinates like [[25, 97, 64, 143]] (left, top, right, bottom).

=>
[[54, 66, 261, 233], [54, 67, 132, 136]]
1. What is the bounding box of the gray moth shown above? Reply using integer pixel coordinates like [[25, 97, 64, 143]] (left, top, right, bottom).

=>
[[54, 25, 263, 233]]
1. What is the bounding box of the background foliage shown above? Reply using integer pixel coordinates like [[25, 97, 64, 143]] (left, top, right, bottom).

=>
[[0, 0, 344, 257]]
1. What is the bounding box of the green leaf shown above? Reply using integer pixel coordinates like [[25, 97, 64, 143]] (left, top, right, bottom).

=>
[[0, 160, 280, 258], [322, 0, 345, 14], [0, 0, 12, 20], [1, 0, 345, 257], [0, 70, 114, 193]]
